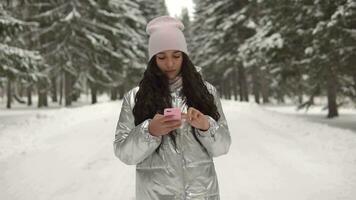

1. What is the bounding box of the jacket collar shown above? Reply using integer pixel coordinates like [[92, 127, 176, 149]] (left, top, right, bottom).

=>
[[169, 74, 183, 93]]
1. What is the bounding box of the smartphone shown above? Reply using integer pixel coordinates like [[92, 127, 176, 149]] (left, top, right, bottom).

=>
[[164, 108, 181, 120]]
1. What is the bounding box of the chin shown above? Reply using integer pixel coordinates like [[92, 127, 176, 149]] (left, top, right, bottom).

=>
[[171, 74, 179, 79], [166, 74, 176, 80]]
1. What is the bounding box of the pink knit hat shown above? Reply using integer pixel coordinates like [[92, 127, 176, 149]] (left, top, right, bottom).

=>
[[146, 16, 188, 61]]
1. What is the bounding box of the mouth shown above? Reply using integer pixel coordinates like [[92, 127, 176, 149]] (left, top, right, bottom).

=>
[[165, 70, 176, 73]]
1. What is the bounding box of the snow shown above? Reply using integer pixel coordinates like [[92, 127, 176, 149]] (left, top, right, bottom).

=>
[[305, 46, 314, 55], [32, 2, 69, 19], [262, 104, 356, 133], [344, 28, 356, 39], [1, 100, 356, 199], [0, 43, 42, 60], [63, 8, 81, 22]]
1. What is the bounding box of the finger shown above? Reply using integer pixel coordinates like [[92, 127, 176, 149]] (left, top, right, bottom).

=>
[[189, 109, 197, 121], [158, 113, 176, 122], [181, 113, 188, 120], [164, 120, 182, 128], [165, 124, 182, 131], [163, 126, 178, 134], [161, 115, 180, 122], [168, 124, 182, 131], [187, 108, 194, 121], [154, 113, 164, 119], [193, 110, 200, 120]]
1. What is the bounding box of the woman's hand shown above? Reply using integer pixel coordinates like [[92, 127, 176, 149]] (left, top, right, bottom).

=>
[[182, 107, 210, 131], [148, 114, 182, 137]]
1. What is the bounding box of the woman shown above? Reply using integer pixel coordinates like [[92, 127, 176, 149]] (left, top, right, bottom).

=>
[[113, 16, 231, 200]]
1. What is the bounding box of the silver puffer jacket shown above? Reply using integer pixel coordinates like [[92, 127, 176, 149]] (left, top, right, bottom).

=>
[[113, 81, 231, 200]]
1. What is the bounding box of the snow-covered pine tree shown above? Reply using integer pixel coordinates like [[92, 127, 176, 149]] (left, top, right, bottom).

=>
[[0, 2, 44, 109], [109, 0, 147, 99], [81, 0, 146, 102], [239, 0, 355, 117], [179, 8, 193, 55], [331, 0, 356, 106], [138, 0, 168, 22], [135, 0, 168, 64], [306, 0, 356, 117], [192, 0, 254, 101], [21, 0, 146, 105], [191, 0, 226, 94], [240, 0, 315, 105]]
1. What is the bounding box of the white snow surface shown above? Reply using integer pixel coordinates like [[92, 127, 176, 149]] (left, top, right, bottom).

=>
[[0, 100, 356, 200]]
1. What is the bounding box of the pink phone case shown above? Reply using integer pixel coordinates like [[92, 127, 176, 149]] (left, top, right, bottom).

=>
[[164, 108, 181, 120]]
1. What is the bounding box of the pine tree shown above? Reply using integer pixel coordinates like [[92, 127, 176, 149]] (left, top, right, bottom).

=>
[[109, 0, 147, 99], [306, 0, 356, 117], [240, 0, 314, 105], [136, 0, 168, 64], [238, 0, 355, 117], [138, 0, 168, 21], [0, 3, 44, 108], [180, 8, 193, 53], [21, 0, 146, 105], [192, 0, 254, 101], [334, 0, 356, 105]]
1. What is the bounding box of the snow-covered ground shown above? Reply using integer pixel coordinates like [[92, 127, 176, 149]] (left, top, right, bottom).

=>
[[0, 99, 356, 200], [262, 104, 356, 133]]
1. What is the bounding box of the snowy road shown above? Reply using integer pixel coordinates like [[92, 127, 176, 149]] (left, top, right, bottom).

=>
[[0, 100, 356, 200]]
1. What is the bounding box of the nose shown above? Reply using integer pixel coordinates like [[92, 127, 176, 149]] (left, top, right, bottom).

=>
[[166, 57, 174, 69]]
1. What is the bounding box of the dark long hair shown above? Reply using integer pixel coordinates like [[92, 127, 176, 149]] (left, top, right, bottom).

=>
[[132, 53, 220, 149]]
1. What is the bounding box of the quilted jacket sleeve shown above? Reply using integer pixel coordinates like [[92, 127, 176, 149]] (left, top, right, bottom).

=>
[[113, 89, 162, 165], [195, 83, 231, 157]]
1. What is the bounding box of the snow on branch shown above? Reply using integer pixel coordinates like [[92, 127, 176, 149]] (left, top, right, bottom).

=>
[[0, 43, 41, 60], [32, 2, 69, 19], [0, 9, 38, 28], [343, 28, 356, 39], [62, 7, 81, 22], [97, 9, 122, 19]]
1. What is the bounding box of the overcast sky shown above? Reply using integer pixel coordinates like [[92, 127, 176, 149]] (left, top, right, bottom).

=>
[[165, 0, 195, 19]]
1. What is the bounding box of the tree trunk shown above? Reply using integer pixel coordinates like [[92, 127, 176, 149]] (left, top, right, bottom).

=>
[[37, 82, 43, 108], [111, 87, 118, 100], [232, 67, 238, 101], [90, 82, 97, 104], [64, 71, 72, 106], [326, 67, 338, 118], [223, 78, 230, 99], [27, 85, 32, 106], [12, 82, 26, 104], [43, 85, 48, 107], [227, 75, 232, 100], [276, 89, 284, 103], [37, 80, 48, 108], [298, 80, 303, 104], [260, 70, 269, 103], [252, 65, 260, 104], [353, 71, 356, 100], [6, 76, 12, 109], [51, 77, 58, 102], [298, 94, 303, 104], [310, 95, 314, 105], [118, 84, 125, 99], [59, 72, 63, 105], [18, 83, 24, 98], [72, 89, 79, 102], [238, 64, 248, 102]]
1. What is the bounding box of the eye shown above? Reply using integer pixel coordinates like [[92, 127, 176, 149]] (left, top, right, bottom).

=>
[[173, 55, 181, 58], [157, 57, 165, 60]]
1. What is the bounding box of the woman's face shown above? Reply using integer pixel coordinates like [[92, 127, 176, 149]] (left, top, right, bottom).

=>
[[155, 50, 183, 80]]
